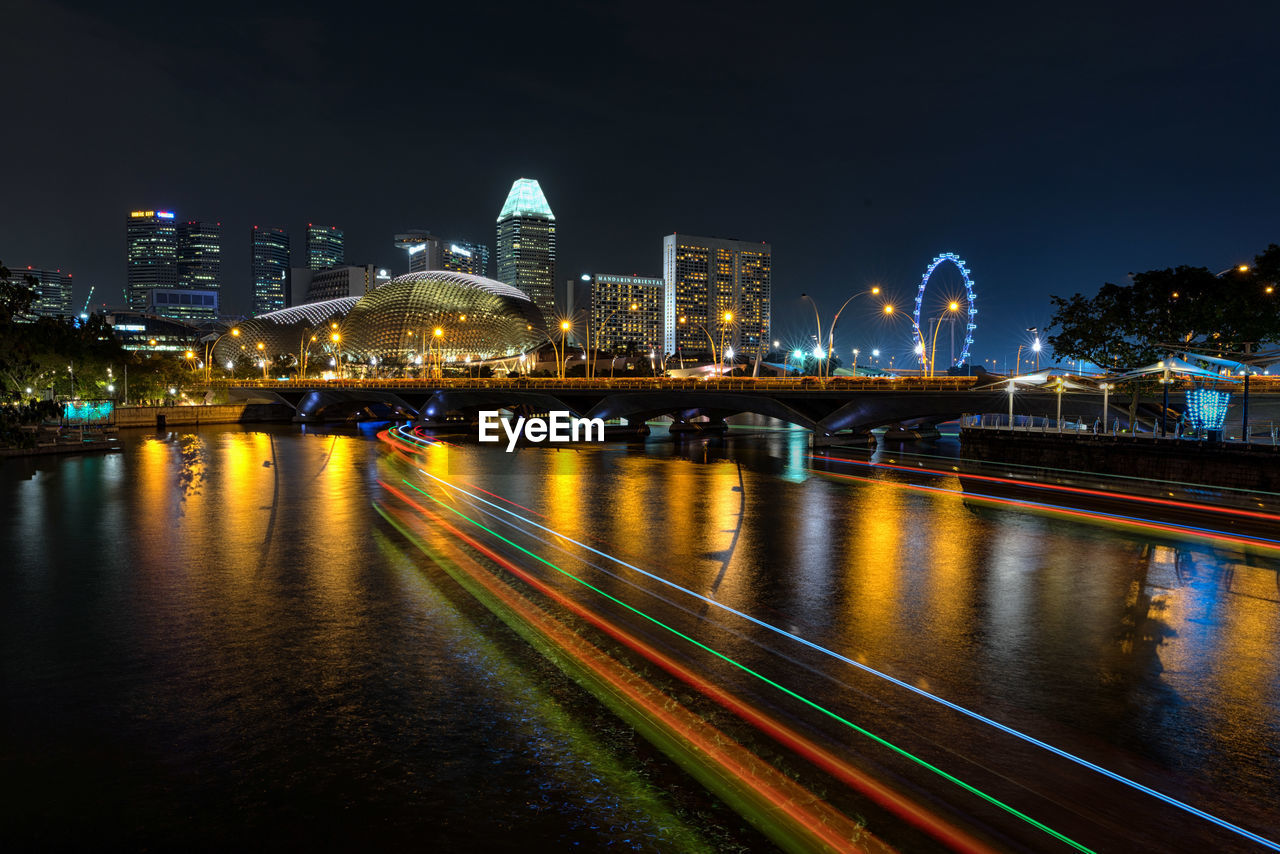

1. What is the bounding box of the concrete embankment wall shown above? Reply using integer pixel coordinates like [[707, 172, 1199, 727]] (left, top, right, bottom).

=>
[[114, 403, 294, 429], [961, 429, 1280, 493]]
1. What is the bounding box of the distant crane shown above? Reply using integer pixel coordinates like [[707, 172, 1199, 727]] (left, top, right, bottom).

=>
[[80, 285, 95, 316]]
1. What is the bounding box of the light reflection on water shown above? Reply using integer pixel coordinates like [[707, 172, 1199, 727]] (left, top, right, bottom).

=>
[[2, 423, 1277, 848]]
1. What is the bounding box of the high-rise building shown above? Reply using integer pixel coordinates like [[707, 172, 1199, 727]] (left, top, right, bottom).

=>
[[251, 226, 291, 315], [443, 241, 490, 277], [586, 273, 665, 354], [290, 264, 391, 304], [662, 234, 771, 357], [496, 178, 556, 327], [395, 230, 490, 277], [395, 230, 442, 273], [16, 266, 74, 318], [126, 209, 179, 311], [306, 224, 345, 270], [176, 220, 222, 298]]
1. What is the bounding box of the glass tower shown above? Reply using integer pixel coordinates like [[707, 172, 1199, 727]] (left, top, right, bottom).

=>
[[251, 226, 291, 315], [495, 178, 556, 328], [177, 220, 222, 295], [126, 209, 179, 311], [306, 224, 344, 270], [662, 234, 771, 357]]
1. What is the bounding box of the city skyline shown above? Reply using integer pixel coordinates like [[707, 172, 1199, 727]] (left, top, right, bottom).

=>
[[4, 1, 1279, 359]]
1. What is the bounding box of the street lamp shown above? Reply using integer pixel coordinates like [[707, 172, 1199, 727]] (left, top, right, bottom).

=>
[[1032, 336, 1042, 373], [205, 327, 240, 382], [822, 286, 886, 378], [677, 316, 720, 372], [927, 302, 961, 378], [591, 302, 638, 379], [330, 323, 342, 379], [1099, 381, 1112, 432], [257, 341, 267, 380], [433, 327, 445, 377]]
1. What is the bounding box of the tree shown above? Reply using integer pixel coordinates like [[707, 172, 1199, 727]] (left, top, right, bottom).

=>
[[1048, 256, 1280, 370]]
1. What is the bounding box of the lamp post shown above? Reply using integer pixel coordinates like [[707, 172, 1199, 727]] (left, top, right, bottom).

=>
[[1160, 358, 1171, 437], [591, 302, 637, 379], [928, 302, 961, 377], [1100, 382, 1111, 429], [823, 286, 887, 377], [205, 327, 240, 383], [299, 332, 318, 380], [257, 342, 267, 380], [330, 323, 342, 379], [677, 316, 719, 372], [1007, 380, 1015, 428], [433, 327, 444, 378], [557, 320, 571, 379], [1055, 376, 1065, 432], [718, 311, 735, 375], [1033, 336, 1042, 373], [799, 294, 824, 376]]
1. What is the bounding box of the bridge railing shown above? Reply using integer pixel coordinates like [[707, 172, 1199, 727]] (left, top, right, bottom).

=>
[[214, 375, 984, 393]]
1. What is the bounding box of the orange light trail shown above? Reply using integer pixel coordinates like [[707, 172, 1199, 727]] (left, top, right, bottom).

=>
[[809, 453, 1278, 523], [377, 496, 887, 854], [380, 477, 998, 854]]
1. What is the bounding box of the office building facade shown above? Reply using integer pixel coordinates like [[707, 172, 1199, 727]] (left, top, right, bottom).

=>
[[586, 273, 665, 354], [15, 266, 74, 318], [662, 234, 771, 357], [306, 224, 344, 270], [251, 226, 291, 315], [126, 209, 179, 311], [176, 220, 221, 314], [147, 288, 219, 320], [291, 264, 391, 304], [495, 178, 556, 328], [443, 241, 489, 277]]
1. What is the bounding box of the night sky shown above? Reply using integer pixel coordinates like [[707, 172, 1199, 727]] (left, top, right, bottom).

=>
[[6, 0, 1279, 366]]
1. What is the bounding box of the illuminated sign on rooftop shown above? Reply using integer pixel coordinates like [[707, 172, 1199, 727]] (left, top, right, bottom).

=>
[[157, 211, 175, 219], [407, 244, 427, 255], [450, 244, 472, 258]]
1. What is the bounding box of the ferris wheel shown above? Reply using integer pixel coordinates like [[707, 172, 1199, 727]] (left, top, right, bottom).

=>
[[912, 252, 977, 369]]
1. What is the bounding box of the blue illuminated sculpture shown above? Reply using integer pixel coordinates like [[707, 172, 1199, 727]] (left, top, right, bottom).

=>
[[1185, 388, 1231, 432], [913, 253, 977, 370]]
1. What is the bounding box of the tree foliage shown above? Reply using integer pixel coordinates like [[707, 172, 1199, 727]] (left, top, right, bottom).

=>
[[1048, 249, 1280, 369]]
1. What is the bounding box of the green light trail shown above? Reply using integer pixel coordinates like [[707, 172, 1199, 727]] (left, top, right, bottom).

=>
[[400, 477, 1095, 853]]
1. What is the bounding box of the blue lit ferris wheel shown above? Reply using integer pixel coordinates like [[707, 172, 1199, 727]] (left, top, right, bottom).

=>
[[913, 252, 977, 369]]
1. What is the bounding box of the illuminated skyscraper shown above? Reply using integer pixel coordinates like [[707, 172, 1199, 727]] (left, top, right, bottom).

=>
[[176, 220, 222, 293], [496, 178, 556, 327], [586, 273, 664, 353], [306, 224, 344, 270], [395, 230, 441, 273], [126, 209, 179, 311], [443, 241, 490, 277], [17, 266, 73, 318], [662, 234, 771, 357], [251, 226, 291, 315]]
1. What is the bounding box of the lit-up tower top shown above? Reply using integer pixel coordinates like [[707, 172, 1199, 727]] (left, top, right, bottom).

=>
[[306, 224, 345, 270], [126, 209, 179, 311], [251, 225, 291, 315], [496, 178, 556, 328]]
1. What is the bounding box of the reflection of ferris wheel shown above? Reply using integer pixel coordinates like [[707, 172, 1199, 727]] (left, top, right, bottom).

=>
[[913, 252, 977, 368]]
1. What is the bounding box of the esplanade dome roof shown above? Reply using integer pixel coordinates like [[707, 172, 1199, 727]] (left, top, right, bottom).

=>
[[340, 271, 547, 362]]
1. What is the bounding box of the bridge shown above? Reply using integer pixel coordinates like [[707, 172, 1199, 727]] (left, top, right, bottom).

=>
[[221, 376, 1183, 442]]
